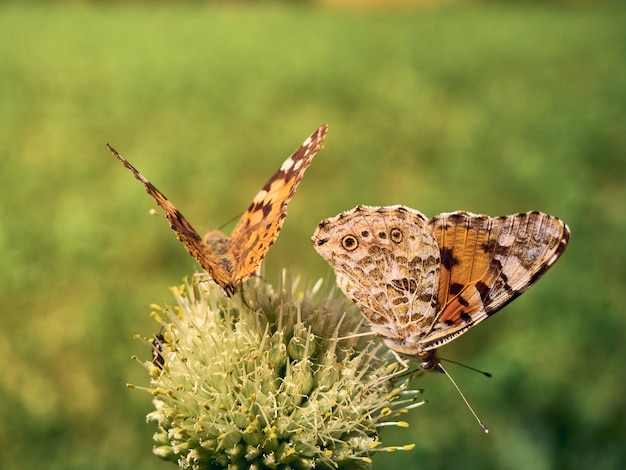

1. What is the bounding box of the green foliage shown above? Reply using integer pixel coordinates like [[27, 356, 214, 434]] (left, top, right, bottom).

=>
[[0, 2, 624, 469]]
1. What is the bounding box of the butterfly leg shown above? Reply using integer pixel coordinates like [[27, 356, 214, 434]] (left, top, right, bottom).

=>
[[362, 350, 414, 396]]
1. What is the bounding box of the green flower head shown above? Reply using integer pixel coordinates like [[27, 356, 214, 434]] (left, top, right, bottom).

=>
[[132, 271, 422, 469]]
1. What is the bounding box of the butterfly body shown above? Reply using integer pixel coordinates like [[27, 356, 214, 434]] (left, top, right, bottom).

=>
[[312, 205, 569, 371], [108, 125, 328, 296]]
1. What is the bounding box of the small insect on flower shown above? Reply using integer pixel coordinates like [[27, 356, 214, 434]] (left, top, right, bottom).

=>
[[151, 334, 166, 369]]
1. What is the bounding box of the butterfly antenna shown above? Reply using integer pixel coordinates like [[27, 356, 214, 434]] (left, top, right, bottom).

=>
[[438, 362, 489, 433], [219, 212, 244, 231], [440, 357, 492, 378], [239, 283, 255, 309]]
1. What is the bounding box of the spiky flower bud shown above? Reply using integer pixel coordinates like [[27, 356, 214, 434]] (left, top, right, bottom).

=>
[[132, 271, 423, 469]]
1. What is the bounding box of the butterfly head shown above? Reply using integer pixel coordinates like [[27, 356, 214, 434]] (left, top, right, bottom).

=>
[[416, 349, 444, 373]]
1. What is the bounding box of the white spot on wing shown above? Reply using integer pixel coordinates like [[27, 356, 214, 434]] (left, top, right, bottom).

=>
[[280, 158, 295, 172], [498, 232, 516, 247]]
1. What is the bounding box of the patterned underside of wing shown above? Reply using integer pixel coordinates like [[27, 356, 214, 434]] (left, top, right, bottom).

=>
[[421, 211, 569, 349], [228, 124, 328, 285], [312, 205, 441, 349], [106, 144, 228, 284]]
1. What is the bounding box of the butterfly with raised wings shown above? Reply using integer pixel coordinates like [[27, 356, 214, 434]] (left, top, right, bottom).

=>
[[312, 205, 569, 372], [108, 124, 328, 296]]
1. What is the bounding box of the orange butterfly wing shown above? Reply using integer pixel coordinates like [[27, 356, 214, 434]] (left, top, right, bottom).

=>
[[419, 211, 569, 350], [106, 144, 228, 281], [227, 124, 328, 288]]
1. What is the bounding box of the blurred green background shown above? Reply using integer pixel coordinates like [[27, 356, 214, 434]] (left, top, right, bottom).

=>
[[1, 1, 624, 469]]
